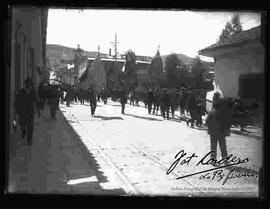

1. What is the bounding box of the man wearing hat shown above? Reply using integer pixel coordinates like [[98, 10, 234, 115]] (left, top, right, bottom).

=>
[[14, 78, 38, 145], [88, 87, 97, 116], [120, 88, 127, 114]]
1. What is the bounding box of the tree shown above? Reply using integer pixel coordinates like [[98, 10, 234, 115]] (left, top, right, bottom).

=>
[[219, 14, 243, 41], [165, 53, 182, 87], [191, 56, 206, 88], [122, 50, 137, 90], [172, 64, 190, 88], [191, 56, 205, 75], [219, 22, 233, 41], [231, 14, 243, 34], [148, 49, 163, 87], [125, 50, 136, 73]]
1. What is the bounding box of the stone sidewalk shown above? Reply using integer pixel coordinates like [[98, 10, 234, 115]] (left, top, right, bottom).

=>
[[7, 105, 126, 195]]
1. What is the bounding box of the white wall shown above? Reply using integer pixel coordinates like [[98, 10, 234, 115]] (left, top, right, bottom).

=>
[[215, 44, 264, 98]]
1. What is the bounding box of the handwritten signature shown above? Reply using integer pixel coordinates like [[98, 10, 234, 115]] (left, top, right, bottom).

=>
[[199, 168, 258, 185], [166, 149, 257, 185]]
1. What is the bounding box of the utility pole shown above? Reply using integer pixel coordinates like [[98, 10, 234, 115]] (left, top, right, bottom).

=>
[[110, 33, 120, 89], [110, 33, 120, 62]]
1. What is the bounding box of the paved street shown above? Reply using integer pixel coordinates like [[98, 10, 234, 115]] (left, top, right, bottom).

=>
[[8, 8, 265, 200], [8, 105, 125, 195], [60, 99, 263, 197]]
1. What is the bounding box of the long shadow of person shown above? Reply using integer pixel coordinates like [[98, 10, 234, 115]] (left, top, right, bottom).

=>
[[124, 113, 163, 121], [93, 115, 124, 120]]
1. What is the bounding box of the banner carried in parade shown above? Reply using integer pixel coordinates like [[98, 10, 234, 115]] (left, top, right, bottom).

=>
[[80, 53, 107, 94], [148, 49, 163, 86]]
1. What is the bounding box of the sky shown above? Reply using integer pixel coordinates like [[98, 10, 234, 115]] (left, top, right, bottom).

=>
[[46, 9, 261, 62]]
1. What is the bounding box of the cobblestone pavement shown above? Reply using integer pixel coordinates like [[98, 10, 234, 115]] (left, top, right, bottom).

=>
[[60, 100, 263, 197]]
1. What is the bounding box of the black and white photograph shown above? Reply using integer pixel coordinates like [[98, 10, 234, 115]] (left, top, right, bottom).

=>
[[6, 6, 265, 198]]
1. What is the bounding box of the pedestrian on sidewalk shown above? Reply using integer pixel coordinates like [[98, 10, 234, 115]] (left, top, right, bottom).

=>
[[59, 87, 64, 104], [186, 92, 197, 127], [65, 88, 72, 107], [152, 90, 159, 115], [101, 88, 108, 105], [37, 82, 46, 118], [147, 89, 154, 114], [195, 98, 206, 127], [120, 89, 127, 114], [48, 85, 60, 120], [232, 98, 248, 132], [169, 90, 177, 119], [160, 89, 170, 119], [129, 91, 135, 106], [14, 78, 38, 145], [78, 88, 84, 105], [205, 94, 232, 164], [88, 87, 97, 116]]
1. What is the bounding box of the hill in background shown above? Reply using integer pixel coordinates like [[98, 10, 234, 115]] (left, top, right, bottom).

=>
[[47, 44, 108, 58], [46, 44, 214, 70], [161, 53, 214, 70]]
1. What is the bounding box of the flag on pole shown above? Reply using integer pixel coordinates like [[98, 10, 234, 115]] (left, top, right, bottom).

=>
[[148, 49, 163, 86], [80, 53, 106, 94]]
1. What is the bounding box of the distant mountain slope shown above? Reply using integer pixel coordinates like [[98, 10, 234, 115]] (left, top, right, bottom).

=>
[[46, 44, 75, 59], [46, 44, 107, 60], [46, 44, 214, 69]]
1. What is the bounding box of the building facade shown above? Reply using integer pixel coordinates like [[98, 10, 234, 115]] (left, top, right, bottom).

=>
[[199, 26, 264, 101], [81, 58, 151, 89], [8, 6, 48, 124]]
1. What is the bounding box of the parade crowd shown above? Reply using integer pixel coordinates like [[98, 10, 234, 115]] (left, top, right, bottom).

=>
[[13, 78, 256, 164]]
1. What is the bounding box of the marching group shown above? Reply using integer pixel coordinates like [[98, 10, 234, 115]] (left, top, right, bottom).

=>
[[129, 88, 207, 128], [13, 77, 252, 152]]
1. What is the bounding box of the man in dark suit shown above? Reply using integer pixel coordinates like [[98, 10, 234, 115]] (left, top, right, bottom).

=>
[[120, 89, 127, 114], [14, 78, 38, 145], [147, 89, 154, 114], [205, 96, 232, 164], [48, 85, 60, 120], [88, 87, 97, 116]]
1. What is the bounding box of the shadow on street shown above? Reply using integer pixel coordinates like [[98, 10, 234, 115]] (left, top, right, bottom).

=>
[[94, 115, 124, 120], [230, 129, 262, 140], [62, 112, 126, 195], [124, 113, 163, 121], [108, 104, 121, 107]]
